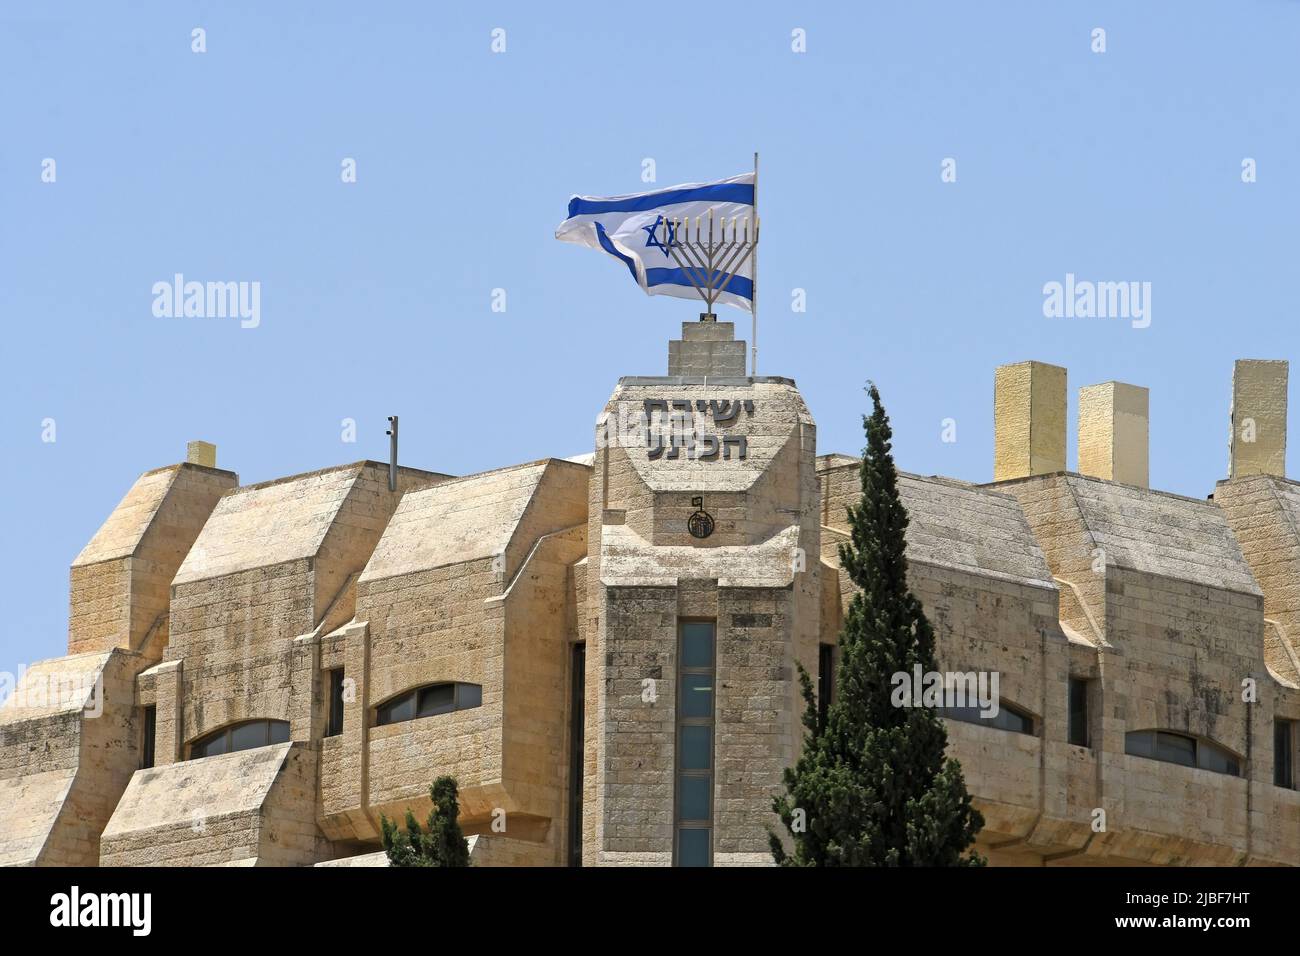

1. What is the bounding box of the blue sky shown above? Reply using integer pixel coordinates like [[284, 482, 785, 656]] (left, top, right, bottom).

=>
[[3, 0, 1297, 668]]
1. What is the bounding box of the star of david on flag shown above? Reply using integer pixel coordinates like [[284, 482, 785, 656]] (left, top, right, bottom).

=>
[[554, 173, 755, 313]]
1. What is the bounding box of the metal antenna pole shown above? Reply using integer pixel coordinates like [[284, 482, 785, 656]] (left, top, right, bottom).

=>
[[386, 415, 399, 492], [752, 151, 759, 377]]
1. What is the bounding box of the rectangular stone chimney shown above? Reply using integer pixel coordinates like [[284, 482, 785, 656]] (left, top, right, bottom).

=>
[[187, 440, 217, 468], [668, 317, 747, 377], [1077, 382, 1149, 487], [993, 360, 1066, 481], [1229, 359, 1287, 478]]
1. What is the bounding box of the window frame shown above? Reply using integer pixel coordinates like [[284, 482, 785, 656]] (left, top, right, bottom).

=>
[[141, 705, 156, 769], [940, 699, 1037, 736], [1067, 677, 1091, 748], [568, 642, 586, 867], [372, 681, 483, 728], [1275, 719, 1296, 790], [674, 619, 716, 868], [326, 668, 345, 738], [188, 718, 290, 760], [817, 643, 835, 731], [1124, 729, 1241, 777]]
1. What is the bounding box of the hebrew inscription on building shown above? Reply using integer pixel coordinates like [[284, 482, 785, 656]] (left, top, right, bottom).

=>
[[643, 398, 755, 461]]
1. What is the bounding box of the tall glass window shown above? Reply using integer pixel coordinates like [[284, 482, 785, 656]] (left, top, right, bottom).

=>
[[676, 621, 715, 867]]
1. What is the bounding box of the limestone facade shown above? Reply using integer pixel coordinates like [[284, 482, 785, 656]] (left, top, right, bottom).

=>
[[1, 324, 1297, 866]]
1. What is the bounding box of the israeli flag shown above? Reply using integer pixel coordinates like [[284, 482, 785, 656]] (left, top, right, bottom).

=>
[[555, 173, 755, 313]]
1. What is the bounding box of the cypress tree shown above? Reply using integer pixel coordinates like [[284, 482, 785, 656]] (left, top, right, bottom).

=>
[[381, 775, 471, 867], [770, 383, 985, 866]]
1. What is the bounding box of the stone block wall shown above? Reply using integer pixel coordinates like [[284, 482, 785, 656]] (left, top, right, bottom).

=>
[[667, 320, 747, 378], [318, 459, 587, 859], [101, 742, 325, 866], [1214, 475, 1300, 686], [0, 649, 146, 865], [69, 463, 237, 657]]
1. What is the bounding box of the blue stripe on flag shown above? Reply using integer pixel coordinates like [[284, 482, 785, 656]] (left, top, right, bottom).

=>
[[568, 183, 754, 218], [646, 268, 753, 301], [594, 222, 639, 282]]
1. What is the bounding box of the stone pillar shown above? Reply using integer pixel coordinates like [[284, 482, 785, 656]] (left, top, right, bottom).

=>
[[186, 440, 217, 468], [1078, 382, 1149, 488], [290, 633, 321, 741], [1229, 359, 1287, 478], [993, 361, 1067, 481], [152, 660, 183, 765]]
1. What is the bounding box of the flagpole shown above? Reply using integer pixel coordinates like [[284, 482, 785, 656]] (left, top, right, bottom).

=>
[[752, 150, 759, 377]]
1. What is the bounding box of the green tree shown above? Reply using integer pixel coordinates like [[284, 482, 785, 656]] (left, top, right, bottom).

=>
[[380, 775, 471, 867], [770, 383, 985, 866]]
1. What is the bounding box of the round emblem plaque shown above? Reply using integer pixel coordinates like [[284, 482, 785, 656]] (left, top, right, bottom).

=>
[[687, 496, 714, 539]]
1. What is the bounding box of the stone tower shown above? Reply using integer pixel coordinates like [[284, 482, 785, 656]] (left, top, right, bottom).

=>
[[582, 317, 822, 864]]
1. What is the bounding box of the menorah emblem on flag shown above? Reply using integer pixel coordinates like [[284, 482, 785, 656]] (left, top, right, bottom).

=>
[[648, 208, 758, 316]]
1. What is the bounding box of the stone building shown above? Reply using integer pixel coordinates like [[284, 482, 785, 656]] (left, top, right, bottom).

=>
[[1, 323, 1297, 866]]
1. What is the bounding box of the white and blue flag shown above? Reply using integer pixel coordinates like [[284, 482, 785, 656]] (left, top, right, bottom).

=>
[[555, 172, 755, 313]]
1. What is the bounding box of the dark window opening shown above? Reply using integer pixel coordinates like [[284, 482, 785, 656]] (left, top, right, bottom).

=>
[[1276, 720, 1295, 790], [1068, 677, 1091, 748], [940, 700, 1036, 736], [676, 621, 715, 867], [189, 718, 290, 760], [817, 643, 835, 730], [141, 705, 156, 769], [326, 668, 345, 738], [374, 682, 483, 728], [1125, 730, 1240, 777], [568, 643, 585, 867]]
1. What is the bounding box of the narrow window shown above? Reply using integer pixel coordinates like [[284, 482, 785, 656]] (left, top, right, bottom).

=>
[[189, 719, 290, 759], [817, 643, 835, 730], [373, 682, 483, 728], [230, 720, 269, 751], [676, 621, 715, 867], [1125, 729, 1155, 759], [141, 705, 156, 769], [1197, 741, 1238, 776], [1155, 732, 1196, 768], [417, 683, 455, 717], [457, 683, 483, 709], [1068, 677, 1090, 747], [326, 668, 345, 738], [1125, 730, 1240, 777], [568, 642, 585, 867], [940, 701, 1035, 736], [1276, 720, 1295, 790], [191, 728, 228, 759], [376, 691, 416, 727]]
